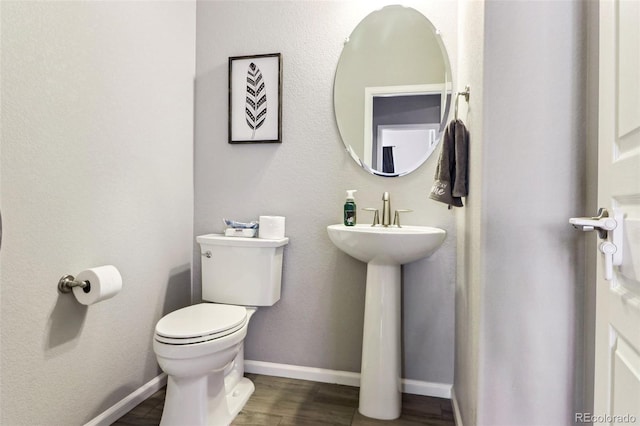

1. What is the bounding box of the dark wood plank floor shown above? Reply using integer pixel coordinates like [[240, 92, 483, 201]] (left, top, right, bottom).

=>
[[112, 374, 455, 425]]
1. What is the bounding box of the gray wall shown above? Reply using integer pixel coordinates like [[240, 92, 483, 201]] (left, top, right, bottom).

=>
[[194, 0, 458, 383], [454, 1, 589, 425], [0, 2, 195, 424], [454, 0, 485, 424]]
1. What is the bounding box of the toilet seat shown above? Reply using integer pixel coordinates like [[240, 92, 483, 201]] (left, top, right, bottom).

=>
[[155, 303, 247, 345]]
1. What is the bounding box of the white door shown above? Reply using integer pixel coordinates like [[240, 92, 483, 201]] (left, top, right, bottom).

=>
[[594, 0, 640, 420]]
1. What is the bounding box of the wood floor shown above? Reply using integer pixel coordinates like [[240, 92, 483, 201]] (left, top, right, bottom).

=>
[[112, 374, 455, 426]]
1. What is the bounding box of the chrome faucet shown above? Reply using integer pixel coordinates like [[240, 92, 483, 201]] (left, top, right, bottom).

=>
[[362, 192, 411, 227], [382, 192, 391, 226]]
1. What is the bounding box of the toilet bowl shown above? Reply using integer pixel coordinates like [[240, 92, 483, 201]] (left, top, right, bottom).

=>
[[153, 303, 257, 426], [153, 234, 288, 426]]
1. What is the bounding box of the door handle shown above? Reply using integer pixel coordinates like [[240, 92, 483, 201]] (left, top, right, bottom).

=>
[[599, 241, 617, 281], [569, 207, 617, 238], [570, 208, 624, 281]]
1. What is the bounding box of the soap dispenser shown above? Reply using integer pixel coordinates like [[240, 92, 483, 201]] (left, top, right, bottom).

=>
[[344, 190, 357, 226]]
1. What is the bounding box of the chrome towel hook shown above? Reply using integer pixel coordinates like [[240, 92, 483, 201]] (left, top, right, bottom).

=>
[[454, 85, 470, 120]]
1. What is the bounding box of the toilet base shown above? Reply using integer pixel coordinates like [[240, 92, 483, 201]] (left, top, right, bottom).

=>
[[226, 377, 255, 421], [160, 372, 255, 426]]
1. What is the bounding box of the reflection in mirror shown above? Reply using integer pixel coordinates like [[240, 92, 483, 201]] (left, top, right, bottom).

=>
[[334, 5, 452, 177]]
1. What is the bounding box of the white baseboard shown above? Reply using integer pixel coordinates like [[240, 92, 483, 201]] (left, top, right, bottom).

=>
[[84, 373, 167, 426], [451, 387, 463, 426], [402, 377, 451, 399], [245, 360, 361, 387], [244, 360, 452, 399]]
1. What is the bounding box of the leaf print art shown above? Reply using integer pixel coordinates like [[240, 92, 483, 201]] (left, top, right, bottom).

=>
[[245, 62, 267, 139], [228, 53, 281, 144]]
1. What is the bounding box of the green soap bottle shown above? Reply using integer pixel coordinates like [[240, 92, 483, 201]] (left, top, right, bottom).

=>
[[344, 190, 357, 226]]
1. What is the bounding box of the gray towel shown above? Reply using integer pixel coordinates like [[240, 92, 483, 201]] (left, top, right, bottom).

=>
[[429, 119, 469, 208]]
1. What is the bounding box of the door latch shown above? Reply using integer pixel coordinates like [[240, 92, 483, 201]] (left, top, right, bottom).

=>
[[569, 207, 617, 238], [570, 208, 624, 281]]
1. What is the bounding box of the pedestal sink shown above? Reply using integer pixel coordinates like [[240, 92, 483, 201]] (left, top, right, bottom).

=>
[[326, 224, 446, 420]]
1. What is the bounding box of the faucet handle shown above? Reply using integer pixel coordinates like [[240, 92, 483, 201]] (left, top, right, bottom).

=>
[[362, 208, 380, 226], [393, 209, 413, 227]]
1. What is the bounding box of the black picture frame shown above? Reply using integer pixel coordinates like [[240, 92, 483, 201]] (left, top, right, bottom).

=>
[[228, 53, 282, 144]]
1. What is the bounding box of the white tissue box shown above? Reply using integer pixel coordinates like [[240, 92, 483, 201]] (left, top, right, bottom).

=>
[[224, 228, 257, 237]]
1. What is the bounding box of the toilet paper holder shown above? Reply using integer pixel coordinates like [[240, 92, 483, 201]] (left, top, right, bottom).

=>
[[57, 274, 90, 294]]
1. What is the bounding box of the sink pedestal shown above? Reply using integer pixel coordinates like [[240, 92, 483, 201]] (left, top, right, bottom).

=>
[[359, 262, 401, 419], [326, 224, 446, 420]]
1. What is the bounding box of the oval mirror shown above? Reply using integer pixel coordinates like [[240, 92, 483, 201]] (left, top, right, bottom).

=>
[[334, 5, 452, 177]]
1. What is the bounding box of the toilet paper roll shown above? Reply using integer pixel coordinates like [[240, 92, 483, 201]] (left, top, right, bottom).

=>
[[259, 216, 285, 239], [72, 265, 122, 305]]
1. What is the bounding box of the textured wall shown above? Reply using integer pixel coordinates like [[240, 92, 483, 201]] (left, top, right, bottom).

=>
[[0, 2, 195, 424], [479, 1, 586, 423], [454, 0, 485, 424], [453, 1, 588, 425], [194, 1, 458, 383]]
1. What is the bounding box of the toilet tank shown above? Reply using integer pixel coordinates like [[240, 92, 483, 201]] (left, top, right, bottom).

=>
[[196, 234, 288, 306]]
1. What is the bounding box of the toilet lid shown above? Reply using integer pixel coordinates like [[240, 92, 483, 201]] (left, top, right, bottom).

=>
[[155, 304, 247, 344]]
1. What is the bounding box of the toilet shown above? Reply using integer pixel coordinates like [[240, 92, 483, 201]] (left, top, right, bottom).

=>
[[153, 234, 288, 426]]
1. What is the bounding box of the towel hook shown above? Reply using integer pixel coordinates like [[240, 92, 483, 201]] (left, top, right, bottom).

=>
[[454, 85, 470, 120]]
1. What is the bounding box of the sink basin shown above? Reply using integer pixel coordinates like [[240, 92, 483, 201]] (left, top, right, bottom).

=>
[[326, 224, 446, 265], [327, 223, 446, 420]]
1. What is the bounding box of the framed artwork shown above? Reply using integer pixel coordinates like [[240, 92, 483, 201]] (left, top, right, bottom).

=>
[[228, 53, 282, 144]]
